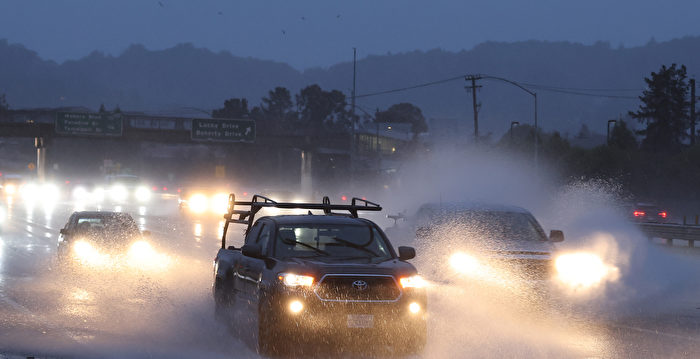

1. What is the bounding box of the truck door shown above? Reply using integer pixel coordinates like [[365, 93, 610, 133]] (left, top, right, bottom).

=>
[[234, 221, 263, 298], [239, 221, 273, 308]]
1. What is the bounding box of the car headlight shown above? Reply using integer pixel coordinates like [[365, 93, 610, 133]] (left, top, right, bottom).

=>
[[278, 273, 315, 287], [188, 194, 208, 213], [72, 239, 108, 266], [4, 184, 16, 195], [555, 252, 609, 289], [134, 186, 152, 202], [449, 252, 480, 274], [399, 275, 427, 288], [110, 184, 128, 202], [211, 193, 229, 214]]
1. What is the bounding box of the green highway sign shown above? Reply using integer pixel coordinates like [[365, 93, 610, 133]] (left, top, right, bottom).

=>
[[191, 118, 256, 143], [55, 112, 123, 136]]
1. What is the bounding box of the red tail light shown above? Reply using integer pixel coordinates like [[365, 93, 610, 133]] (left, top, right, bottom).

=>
[[163, 187, 168, 191], [341, 195, 347, 201], [177, 188, 181, 193], [658, 211, 667, 218], [152, 186, 158, 191], [633, 211, 645, 217]]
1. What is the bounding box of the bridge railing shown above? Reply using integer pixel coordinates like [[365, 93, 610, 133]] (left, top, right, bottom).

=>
[[637, 222, 700, 248]]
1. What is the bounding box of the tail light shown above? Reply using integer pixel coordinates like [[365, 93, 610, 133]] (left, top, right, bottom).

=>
[[152, 186, 158, 191], [658, 211, 667, 218], [633, 211, 645, 217], [341, 195, 347, 201]]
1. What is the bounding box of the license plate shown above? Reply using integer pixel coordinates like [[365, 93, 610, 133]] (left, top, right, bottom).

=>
[[347, 314, 374, 328]]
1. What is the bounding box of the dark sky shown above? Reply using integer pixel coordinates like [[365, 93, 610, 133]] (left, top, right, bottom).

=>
[[1, 0, 698, 69]]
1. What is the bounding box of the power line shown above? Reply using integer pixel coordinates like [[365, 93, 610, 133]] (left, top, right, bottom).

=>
[[355, 73, 641, 100], [354, 75, 464, 98]]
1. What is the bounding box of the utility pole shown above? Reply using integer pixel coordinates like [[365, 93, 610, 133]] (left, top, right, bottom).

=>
[[350, 48, 357, 180], [465, 75, 482, 142], [351, 48, 357, 121], [691, 78, 696, 146]]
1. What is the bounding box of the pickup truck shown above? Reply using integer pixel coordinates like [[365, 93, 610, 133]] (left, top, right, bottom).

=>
[[213, 195, 427, 355]]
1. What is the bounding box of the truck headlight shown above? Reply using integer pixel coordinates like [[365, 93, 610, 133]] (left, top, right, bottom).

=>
[[278, 273, 315, 287], [399, 275, 427, 289], [408, 302, 421, 314], [555, 252, 609, 288]]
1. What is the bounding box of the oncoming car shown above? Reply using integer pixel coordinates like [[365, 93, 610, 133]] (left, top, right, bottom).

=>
[[214, 195, 427, 355], [57, 211, 167, 270], [388, 202, 612, 291]]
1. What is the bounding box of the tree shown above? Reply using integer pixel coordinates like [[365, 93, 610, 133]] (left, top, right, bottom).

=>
[[629, 63, 689, 151], [261, 87, 296, 133], [608, 120, 637, 150], [0, 93, 8, 114], [98, 103, 107, 113], [213, 98, 249, 118], [374, 103, 427, 138], [296, 85, 351, 134]]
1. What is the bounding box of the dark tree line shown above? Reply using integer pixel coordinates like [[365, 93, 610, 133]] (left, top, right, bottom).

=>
[[212, 85, 428, 138]]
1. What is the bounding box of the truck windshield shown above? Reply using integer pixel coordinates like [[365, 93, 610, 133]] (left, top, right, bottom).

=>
[[274, 224, 393, 262]]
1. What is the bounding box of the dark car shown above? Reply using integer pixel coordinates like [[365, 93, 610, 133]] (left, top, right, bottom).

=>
[[404, 203, 564, 283], [385, 202, 623, 293], [213, 195, 427, 355], [57, 211, 154, 268], [630, 203, 669, 223]]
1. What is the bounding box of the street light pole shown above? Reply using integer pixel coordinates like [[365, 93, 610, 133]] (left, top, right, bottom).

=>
[[480, 75, 538, 168], [607, 119, 617, 145]]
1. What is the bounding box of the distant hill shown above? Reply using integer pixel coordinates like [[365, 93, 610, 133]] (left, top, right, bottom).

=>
[[3, 37, 700, 136]]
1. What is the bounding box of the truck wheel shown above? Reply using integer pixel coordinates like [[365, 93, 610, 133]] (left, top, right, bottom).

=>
[[214, 277, 234, 318]]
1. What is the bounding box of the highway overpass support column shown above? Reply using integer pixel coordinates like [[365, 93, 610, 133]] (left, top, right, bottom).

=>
[[35, 137, 46, 182], [301, 150, 312, 199]]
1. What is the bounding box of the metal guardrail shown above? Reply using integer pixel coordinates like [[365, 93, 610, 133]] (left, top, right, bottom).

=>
[[637, 222, 700, 247]]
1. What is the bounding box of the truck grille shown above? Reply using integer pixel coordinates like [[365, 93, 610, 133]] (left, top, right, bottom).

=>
[[315, 275, 401, 302], [496, 258, 552, 280]]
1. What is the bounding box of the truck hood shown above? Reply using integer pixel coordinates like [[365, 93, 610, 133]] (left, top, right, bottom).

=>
[[278, 257, 417, 278]]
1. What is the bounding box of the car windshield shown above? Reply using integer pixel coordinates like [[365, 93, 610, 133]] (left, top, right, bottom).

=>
[[74, 215, 140, 241], [422, 210, 547, 242], [274, 224, 393, 262]]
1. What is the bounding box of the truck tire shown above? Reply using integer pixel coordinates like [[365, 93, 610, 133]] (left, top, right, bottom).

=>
[[214, 277, 235, 318]]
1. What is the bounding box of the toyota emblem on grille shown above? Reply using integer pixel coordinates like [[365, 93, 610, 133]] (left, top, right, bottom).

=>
[[352, 280, 369, 291]]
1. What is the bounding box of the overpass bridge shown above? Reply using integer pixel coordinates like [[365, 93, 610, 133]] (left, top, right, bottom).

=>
[[0, 108, 352, 192]]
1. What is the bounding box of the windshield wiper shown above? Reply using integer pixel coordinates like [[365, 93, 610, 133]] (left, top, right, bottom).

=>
[[331, 237, 379, 257], [281, 237, 330, 256]]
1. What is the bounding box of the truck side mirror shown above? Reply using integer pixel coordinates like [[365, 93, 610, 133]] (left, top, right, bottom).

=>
[[398, 246, 416, 260], [550, 230, 565, 242], [242, 243, 264, 259]]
